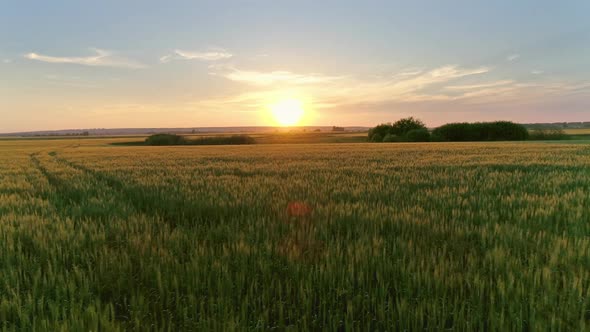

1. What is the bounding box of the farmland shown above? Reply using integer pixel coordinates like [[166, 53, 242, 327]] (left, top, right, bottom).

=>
[[1, 138, 590, 330], [563, 128, 590, 135]]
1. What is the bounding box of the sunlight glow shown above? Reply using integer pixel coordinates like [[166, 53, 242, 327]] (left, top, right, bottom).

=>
[[269, 98, 305, 126]]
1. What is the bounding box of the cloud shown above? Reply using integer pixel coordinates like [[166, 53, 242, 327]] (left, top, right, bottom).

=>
[[506, 54, 520, 62], [2, 59, 12, 64], [160, 49, 233, 63], [392, 69, 423, 77], [456, 82, 590, 105], [197, 65, 492, 111], [383, 66, 490, 95], [211, 66, 344, 85], [194, 63, 590, 119], [457, 86, 522, 100], [531, 70, 544, 75], [24, 48, 145, 69], [445, 80, 514, 90], [325, 66, 491, 103]]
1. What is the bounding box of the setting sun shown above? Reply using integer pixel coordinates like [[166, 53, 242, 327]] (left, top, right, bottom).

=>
[[269, 98, 305, 126]]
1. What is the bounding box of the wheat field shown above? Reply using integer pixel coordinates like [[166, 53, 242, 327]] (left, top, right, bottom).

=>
[[564, 128, 590, 135], [1, 138, 589, 330]]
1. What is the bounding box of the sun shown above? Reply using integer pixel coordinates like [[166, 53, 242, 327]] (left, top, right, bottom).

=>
[[269, 98, 305, 126]]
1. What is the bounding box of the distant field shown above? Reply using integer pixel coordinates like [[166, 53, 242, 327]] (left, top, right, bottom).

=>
[[563, 128, 590, 134], [1, 138, 590, 330], [161, 131, 369, 144], [6, 128, 590, 145], [0, 131, 370, 145]]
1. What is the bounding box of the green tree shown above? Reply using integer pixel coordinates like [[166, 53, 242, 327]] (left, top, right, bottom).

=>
[[370, 133, 384, 142], [405, 128, 431, 142], [368, 124, 393, 141], [391, 117, 427, 136], [432, 121, 529, 141], [368, 117, 428, 142]]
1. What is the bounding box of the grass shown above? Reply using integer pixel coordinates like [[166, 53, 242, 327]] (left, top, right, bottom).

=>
[[1, 138, 589, 330]]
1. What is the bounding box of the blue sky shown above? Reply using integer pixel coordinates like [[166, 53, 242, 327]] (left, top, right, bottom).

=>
[[1, 1, 589, 132]]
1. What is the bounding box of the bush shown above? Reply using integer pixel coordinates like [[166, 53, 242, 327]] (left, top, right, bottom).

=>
[[430, 133, 444, 142], [485, 121, 529, 141], [370, 133, 384, 142], [368, 117, 427, 142], [529, 128, 569, 140], [405, 128, 431, 142], [432, 123, 478, 142], [432, 121, 529, 142], [382, 134, 395, 142], [391, 117, 427, 136], [368, 124, 392, 142], [145, 134, 186, 146], [145, 134, 256, 146]]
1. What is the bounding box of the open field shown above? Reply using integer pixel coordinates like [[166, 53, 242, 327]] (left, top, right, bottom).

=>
[[1, 138, 590, 330], [562, 128, 590, 141], [6, 127, 590, 146], [564, 128, 590, 135], [1, 131, 370, 145]]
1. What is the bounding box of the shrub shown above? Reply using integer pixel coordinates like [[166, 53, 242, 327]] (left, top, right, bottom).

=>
[[145, 134, 256, 146], [429, 133, 444, 142], [382, 134, 394, 142], [368, 117, 427, 142], [145, 134, 186, 146], [432, 123, 477, 141], [382, 134, 400, 142], [405, 128, 431, 142], [485, 121, 530, 141], [370, 133, 384, 142], [368, 124, 392, 142], [432, 121, 529, 142], [391, 117, 427, 136]]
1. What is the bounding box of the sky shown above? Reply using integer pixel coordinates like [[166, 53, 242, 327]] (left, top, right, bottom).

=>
[[1, 0, 590, 132]]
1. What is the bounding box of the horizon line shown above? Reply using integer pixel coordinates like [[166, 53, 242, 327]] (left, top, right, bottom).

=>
[[3, 120, 590, 136]]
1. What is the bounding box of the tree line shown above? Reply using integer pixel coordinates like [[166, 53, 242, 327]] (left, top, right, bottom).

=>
[[367, 117, 562, 142], [145, 133, 256, 146]]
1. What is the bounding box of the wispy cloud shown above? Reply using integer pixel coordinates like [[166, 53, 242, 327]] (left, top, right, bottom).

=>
[[160, 49, 232, 63], [531, 70, 544, 75], [198, 65, 492, 110], [457, 81, 590, 105], [211, 66, 344, 85], [384, 66, 490, 95], [2, 59, 12, 64], [320, 65, 491, 104], [24, 48, 145, 69], [506, 54, 520, 62], [193, 63, 590, 118], [392, 69, 423, 78], [445, 80, 514, 90]]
